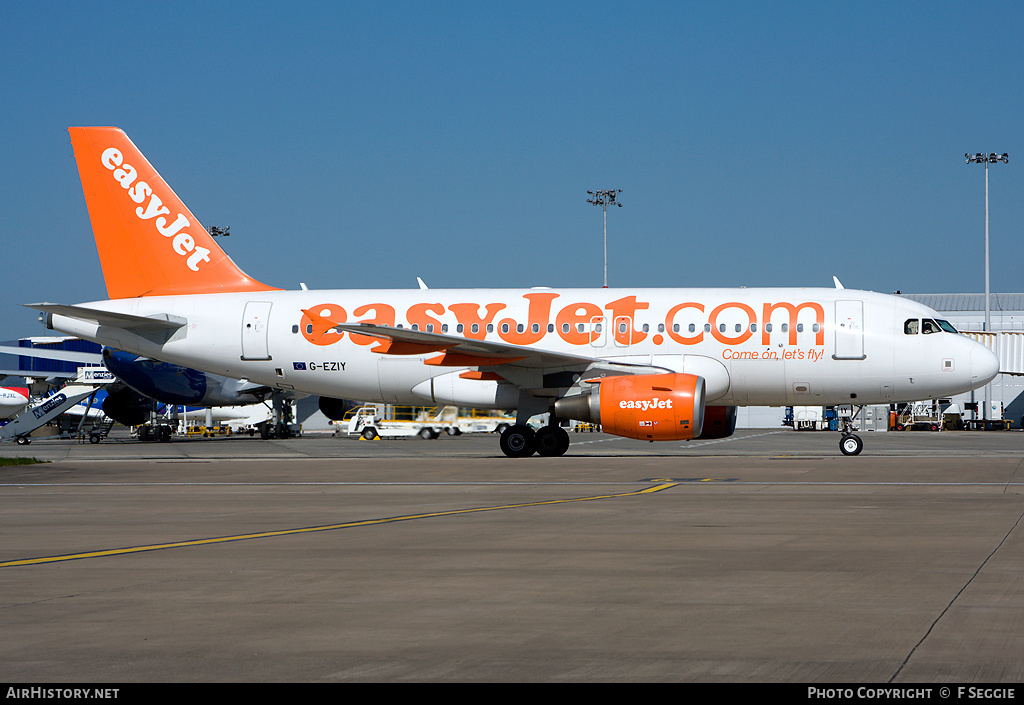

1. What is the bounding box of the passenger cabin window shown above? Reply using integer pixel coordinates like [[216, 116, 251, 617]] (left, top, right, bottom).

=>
[[904, 319, 919, 335]]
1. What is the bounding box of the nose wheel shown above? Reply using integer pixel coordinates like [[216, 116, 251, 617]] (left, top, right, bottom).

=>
[[839, 433, 863, 456]]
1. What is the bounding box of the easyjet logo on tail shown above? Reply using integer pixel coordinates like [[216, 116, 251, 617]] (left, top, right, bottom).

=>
[[99, 147, 211, 272]]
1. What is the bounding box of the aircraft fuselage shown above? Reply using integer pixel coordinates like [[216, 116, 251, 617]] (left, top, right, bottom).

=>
[[44, 286, 996, 411]]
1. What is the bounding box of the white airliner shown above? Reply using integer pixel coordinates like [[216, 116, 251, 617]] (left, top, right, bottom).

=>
[[0, 387, 30, 420], [28, 127, 999, 456]]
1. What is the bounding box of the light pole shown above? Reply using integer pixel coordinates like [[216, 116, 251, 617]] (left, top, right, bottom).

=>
[[966, 152, 1008, 421], [587, 189, 622, 288]]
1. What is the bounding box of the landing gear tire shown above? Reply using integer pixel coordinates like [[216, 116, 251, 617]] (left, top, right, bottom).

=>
[[535, 426, 570, 457], [840, 433, 863, 456], [499, 424, 536, 458]]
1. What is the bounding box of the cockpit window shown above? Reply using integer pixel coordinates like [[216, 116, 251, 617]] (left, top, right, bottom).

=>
[[905, 317, 958, 335]]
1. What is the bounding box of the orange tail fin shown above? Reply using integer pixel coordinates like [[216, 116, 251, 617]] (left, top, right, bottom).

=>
[[68, 127, 279, 299]]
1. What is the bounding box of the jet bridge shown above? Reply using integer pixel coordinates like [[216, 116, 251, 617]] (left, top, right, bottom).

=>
[[0, 367, 115, 444]]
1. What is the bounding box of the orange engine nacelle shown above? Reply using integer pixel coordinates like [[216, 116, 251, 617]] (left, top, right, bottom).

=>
[[554, 373, 706, 441]]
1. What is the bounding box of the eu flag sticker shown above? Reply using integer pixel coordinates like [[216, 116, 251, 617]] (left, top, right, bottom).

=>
[[292, 362, 307, 370]]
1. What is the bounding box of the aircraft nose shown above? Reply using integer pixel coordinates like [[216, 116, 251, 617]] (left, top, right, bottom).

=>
[[970, 342, 1000, 386]]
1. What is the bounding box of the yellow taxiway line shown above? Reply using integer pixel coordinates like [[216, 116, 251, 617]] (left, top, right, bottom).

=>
[[1, 483, 678, 568]]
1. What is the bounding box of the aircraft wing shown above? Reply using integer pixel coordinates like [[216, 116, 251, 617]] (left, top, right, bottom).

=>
[[24, 303, 186, 333], [331, 322, 681, 401], [0, 344, 104, 365], [332, 322, 597, 369]]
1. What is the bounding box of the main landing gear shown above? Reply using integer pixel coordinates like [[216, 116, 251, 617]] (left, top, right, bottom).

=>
[[838, 404, 865, 456], [499, 422, 570, 458]]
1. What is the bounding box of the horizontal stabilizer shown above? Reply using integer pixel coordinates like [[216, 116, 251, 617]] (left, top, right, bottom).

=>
[[24, 303, 186, 332]]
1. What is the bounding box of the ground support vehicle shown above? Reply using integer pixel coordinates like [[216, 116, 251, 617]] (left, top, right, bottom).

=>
[[344, 405, 459, 440]]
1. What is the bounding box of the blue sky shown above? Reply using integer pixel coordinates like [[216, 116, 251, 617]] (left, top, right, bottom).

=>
[[1, 1, 1021, 340]]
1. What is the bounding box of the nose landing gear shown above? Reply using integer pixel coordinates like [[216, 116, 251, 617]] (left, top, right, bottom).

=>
[[840, 433, 864, 456], [838, 404, 865, 456]]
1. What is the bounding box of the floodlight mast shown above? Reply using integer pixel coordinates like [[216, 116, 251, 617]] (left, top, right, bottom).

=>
[[965, 152, 1008, 421], [587, 189, 622, 288]]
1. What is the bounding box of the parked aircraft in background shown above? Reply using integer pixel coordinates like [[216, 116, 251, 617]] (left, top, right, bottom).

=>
[[29, 127, 1000, 456], [0, 387, 30, 419], [0, 342, 306, 439]]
